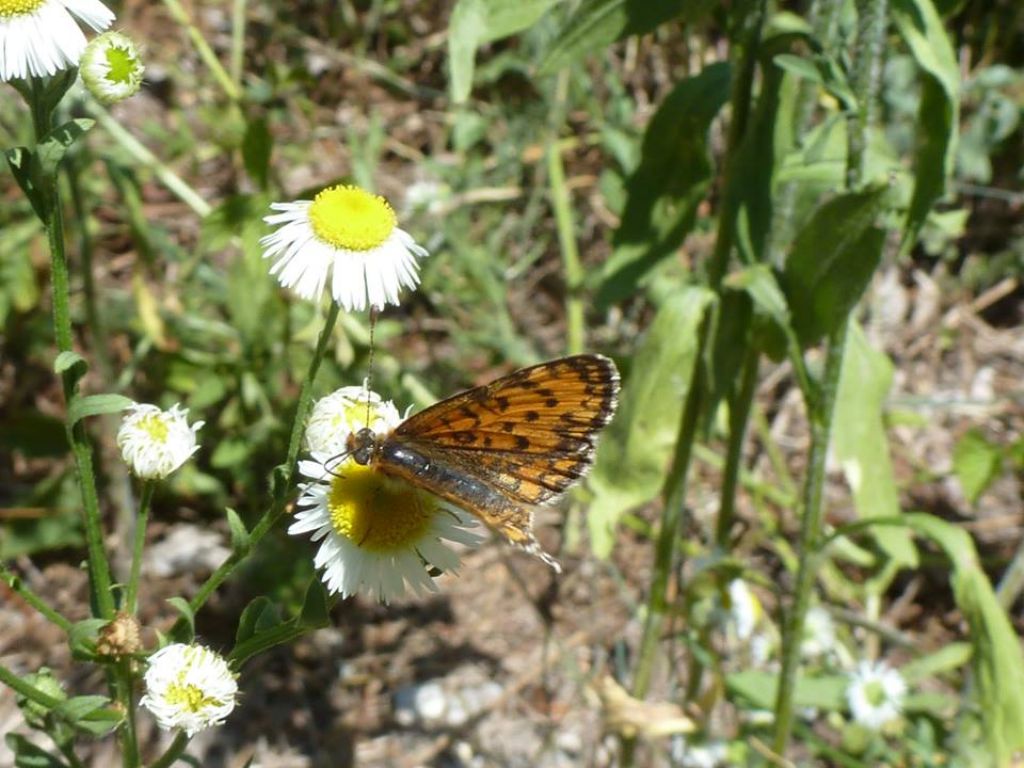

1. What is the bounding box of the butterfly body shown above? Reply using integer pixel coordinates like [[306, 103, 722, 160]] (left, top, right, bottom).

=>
[[346, 354, 620, 570]]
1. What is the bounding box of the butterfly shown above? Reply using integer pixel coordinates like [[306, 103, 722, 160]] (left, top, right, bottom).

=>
[[346, 354, 620, 571]]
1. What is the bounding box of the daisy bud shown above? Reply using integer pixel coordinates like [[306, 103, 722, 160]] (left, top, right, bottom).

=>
[[96, 611, 141, 658], [80, 30, 143, 104]]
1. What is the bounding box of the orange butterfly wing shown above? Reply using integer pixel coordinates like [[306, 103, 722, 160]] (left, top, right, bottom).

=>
[[375, 355, 620, 568]]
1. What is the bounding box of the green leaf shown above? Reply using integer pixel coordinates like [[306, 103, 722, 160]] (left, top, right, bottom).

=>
[[224, 507, 250, 551], [832, 323, 917, 566], [892, 0, 959, 254], [4, 147, 49, 221], [36, 119, 93, 178], [447, 0, 559, 103], [67, 619, 106, 660], [728, 670, 848, 711], [166, 597, 195, 642], [597, 63, 732, 308], [952, 429, 1002, 504], [4, 735, 66, 768], [900, 642, 972, 684], [242, 117, 272, 190], [723, 264, 791, 329], [540, 0, 687, 74], [53, 351, 87, 376], [298, 578, 331, 628], [67, 394, 133, 427], [235, 597, 276, 647], [782, 184, 889, 347], [587, 286, 715, 557], [905, 513, 1024, 764]]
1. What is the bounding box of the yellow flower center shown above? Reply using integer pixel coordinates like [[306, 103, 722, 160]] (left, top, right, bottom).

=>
[[0, 0, 45, 18], [138, 414, 169, 443], [165, 681, 224, 713], [308, 185, 396, 251], [327, 464, 435, 553]]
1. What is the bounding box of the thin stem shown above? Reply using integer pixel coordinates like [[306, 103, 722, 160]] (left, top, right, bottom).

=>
[[230, 0, 248, 86], [715, 346, 760, 546], [115, 660, 140, 768], [126, 482, 155, 614], [547, 140, 585, 355], [162, 0, 242, 102], [0, 562, 74, 634], [0, 663, 64, 709], [148, 731, 189, 768], [84, 103, 212, 217], [172, 303, 340, 631]]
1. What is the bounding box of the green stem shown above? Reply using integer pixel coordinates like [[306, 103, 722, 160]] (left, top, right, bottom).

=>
[[148, 731, 189, 768], [773, 0, 887, 751], [230, 0, 248, 86], [547, 140, 584, 355], [715, 346, 760, 547], [115, 660, 140, 768], [29, 91, 116, 621], [0, 663, 64, 709], [161, 0, 242, 102], [0, 562, 73, 634], [126, 482, 155, 614], [172, 303, 340, 632]]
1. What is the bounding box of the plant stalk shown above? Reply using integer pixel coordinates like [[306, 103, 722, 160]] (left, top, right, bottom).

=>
[[126, 482, 155, 614]]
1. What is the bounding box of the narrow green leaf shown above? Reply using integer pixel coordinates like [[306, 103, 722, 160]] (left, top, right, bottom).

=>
[[67, 394, 133, 426], [166, 597, 195, 642], [540, 0, 687, 74], [5, 735, 66, 768], [587, 286, 715, 556], [832, 323, 916, 566], [952, 429, 1002, 504], [54, 695, 110, 723], [448, 0, 559, 103], [235, 596, 275, 647], [892, 0, 959, 254], [905, 513, 1024, 764], [782, 184, 889, 347], [728, 670, 847, 711], [597, 63, 732, 308], [67, 618, 106, 660], [224, 507, 250, 551], [4, 147, 49, 221], [899, 642, 972, 684], [724, 264, 791, 328], [53, 351, 86, 375]]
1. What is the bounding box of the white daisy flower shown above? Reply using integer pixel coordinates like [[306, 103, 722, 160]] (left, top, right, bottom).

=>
[[727, 579, 761, 642], [140, 643, 238, 736], [800, 606, 837, 660], [0, 0, 114, 82], [846, 660, 907, 730], [116, 403, 203, 480], [290, 389, 480, 603], [79, 30, 142, 104], [304, 383, 401, 456], [260, 184, 428, 311]]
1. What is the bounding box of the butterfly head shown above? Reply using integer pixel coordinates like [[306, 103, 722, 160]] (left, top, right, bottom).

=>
[[347, 427, 381, 466]]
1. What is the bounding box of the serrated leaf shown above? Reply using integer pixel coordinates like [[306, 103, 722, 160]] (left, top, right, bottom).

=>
[[782, 184, 889, 347], [832, 323, 917, 566], [66, 394, 133, 426], [587, 286, 715, 557], [905, 513, 1024, 764], [448, 0, 559, 103], [540, 0, 686, 74], [224, 508, 250, 551], [597, 63, 731, 308], [892, 0, 959, 254], [953, 429, 1002, 504]]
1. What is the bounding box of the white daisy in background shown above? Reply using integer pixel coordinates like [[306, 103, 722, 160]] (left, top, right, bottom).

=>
[[79, 30, 142, 104], [0, 0, 114, 82], [726, 578, 762, 642], [116, 403, 203, 480], [305, 383, 401, 456], [290, 388, 480, 603], [260, 184, 428, 311], [846, 660, 907, 730], [800, 605, 837, 660], [141, 643, 238, 736]]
